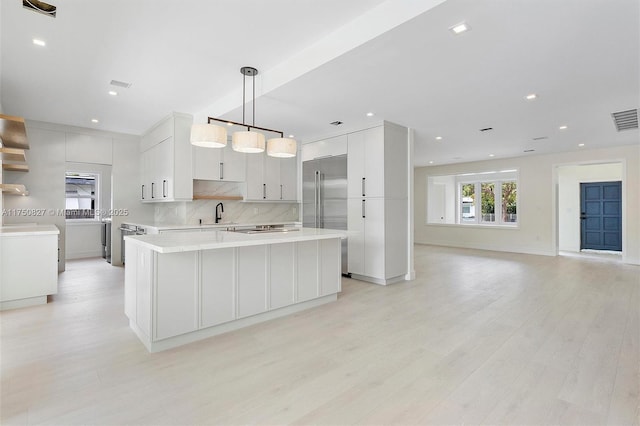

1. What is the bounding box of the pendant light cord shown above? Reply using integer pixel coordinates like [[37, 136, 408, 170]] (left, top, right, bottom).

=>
[[252, 73, 256, 127], [242, 73, 246, 126]]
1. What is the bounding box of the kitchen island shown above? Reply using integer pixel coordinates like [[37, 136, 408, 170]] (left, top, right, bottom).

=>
[[124, 227, 345, 352]]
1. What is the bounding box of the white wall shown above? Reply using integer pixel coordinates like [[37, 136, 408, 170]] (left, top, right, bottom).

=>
[[415, 144, 640, 265], [558, 163, 623, 252]]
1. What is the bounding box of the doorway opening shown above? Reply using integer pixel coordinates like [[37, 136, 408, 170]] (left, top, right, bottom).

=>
[[556, 162, 624, 259]]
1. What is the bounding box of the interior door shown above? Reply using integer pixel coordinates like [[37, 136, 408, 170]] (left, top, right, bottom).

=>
[[580, 181, 622, 251]]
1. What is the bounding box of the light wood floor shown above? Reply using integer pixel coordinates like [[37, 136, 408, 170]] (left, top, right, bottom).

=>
[[1, 245, 638, 425]]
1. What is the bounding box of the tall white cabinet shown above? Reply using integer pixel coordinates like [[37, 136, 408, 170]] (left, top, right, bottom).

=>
[[140, 112, 193, 202], [347, 121, 408, 285]]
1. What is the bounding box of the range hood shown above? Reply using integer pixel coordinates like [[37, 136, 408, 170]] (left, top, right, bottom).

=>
[[1, 114, 30, 195]]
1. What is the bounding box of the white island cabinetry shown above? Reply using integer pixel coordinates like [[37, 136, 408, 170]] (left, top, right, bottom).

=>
[[125, 228, 343, 352]]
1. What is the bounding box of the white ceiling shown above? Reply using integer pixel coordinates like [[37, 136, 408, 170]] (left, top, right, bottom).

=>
[[2, 0, 638, 166]]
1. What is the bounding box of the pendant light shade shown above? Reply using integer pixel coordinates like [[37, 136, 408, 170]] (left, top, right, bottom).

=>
[[190, 123, 227, 148], [232, 131, 265, 153], [267, 137, 297, 158]]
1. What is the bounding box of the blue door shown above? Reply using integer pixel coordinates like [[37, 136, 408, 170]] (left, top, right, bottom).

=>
[[580, 181, 622, 251]]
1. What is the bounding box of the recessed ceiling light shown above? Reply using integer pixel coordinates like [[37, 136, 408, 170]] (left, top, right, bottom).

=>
[[227, 122, 233, 126], [559, 125, 568, 130], [449, 22, 470, 35], [108, 90, 118, 96], [91, 119, 99, 123], [32, 38, 46, 47], [578, 143, 585, 147], [489, 154, 495, 157], [525, 93, 537, 100], [435, 136, 443, 140], [429, 161, 434, 164], [366, 112, 374, 117], [288, 134, 294, 138]]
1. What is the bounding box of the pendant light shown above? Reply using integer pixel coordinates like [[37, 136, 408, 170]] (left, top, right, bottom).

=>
[[232, 67, 265, 153], [266, 137, 296, 157], [201, 66, 297, 157], [190, 122, 227, 148]]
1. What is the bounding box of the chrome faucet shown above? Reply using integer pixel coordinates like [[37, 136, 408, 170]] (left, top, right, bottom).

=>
[[215, 202, 224, 223]]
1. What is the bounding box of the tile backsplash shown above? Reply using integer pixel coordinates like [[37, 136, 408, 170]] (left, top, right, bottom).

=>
[[153, 181, 300, 225]]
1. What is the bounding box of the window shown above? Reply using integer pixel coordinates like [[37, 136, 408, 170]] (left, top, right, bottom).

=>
[[66, 172, 99, 220], [427, 170, 518, 227]]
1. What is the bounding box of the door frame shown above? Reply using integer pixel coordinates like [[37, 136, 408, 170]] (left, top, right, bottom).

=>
[[552, 159, 626, 260]]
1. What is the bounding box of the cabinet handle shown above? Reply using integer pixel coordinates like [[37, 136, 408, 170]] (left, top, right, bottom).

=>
[[163, 180, 167, 198], [263, 183, 266, 200], [280, 184, 283, 200], [220, 162, 224, 180], [151, 183, 155, 199], [362, 177, 366, 197], [141, 184, 145, 200], [362, 199, 366, 218]]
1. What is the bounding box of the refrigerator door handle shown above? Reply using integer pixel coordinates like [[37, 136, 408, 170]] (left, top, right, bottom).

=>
[[315, 171, 320, 228], [362, 177, 366, 196], [362, 199, 366, 218], [319, 172, 325, 228]]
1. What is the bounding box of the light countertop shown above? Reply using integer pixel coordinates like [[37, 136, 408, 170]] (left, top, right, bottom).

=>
[[0, 224, 60, 236], [120, 220, 300, 232], [125, 227, 346, 253]]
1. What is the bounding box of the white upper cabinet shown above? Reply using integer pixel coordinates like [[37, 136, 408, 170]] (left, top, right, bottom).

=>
[[347, 123, 407, 200], [244, 152, 298, 202], [193, 143, 246, 182], [347, 126, 384, 198], [140, 112, 193, 202]]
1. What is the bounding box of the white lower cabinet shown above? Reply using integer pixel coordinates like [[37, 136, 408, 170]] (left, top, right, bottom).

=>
[[135, 246, 152, 338], [270, 243, 295, 309], [320, 238, 341, 296], [201, 248, 235, 327], [348, 197, 407, 284], [297, 241, 319, 302], [237, 245, 267, 318], [155, 251, 198, 340]]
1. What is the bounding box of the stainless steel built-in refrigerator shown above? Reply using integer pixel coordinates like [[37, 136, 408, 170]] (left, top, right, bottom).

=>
[[303, 154, 348, 274]]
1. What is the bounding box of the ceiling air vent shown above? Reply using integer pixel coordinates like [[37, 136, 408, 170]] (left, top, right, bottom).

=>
[[23, 0, 56, 18], [532, 136, 548, 141], [330, 121, 343, 126], [479, 127, 493, 132], [110, 80, 132, 89], [611, 109, 638, 131]]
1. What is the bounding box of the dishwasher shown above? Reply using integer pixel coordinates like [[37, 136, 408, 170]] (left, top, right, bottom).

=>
[[119, 224, 146, 264]]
